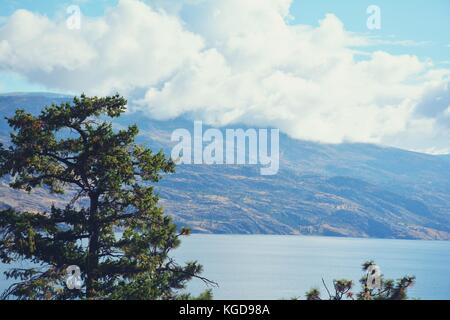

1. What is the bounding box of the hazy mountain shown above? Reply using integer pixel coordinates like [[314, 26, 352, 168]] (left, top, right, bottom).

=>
[[1, 93, 449, 240]]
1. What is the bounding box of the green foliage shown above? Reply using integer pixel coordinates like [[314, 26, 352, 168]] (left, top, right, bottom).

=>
[[304, 288, 321, 301], [0, 94, 214, 300], [305, 261, 415, 300], [177, 289, 213, 301]]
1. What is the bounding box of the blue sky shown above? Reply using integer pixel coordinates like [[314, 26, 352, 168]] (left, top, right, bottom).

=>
[[1, 2, 448, 49], [0, 0, 449, 153], [0, 0, 449, 93], [292, 0, 450, 61]]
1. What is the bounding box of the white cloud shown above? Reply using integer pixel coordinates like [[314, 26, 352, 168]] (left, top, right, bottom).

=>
[[0, 0, 204, 95], [0, 0, 449, 152]]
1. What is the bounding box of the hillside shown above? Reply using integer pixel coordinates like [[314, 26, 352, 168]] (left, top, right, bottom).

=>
[[1, 93, 449, 240]]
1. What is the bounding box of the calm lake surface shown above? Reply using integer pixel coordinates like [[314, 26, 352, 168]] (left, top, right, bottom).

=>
[[1, 235, 449, 300], [173, 235, 450, 300]]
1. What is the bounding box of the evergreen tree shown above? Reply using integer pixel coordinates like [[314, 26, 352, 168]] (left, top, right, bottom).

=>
[[305, 261, 415, 300], [0, 94, 214, 300]]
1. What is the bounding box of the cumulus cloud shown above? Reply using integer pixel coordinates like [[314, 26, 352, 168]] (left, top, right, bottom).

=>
[[0, 0, 449, 152], [0, 0, 203, 95]]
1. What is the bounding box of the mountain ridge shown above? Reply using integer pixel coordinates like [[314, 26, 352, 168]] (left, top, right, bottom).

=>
[[1, 93, 449, 240]]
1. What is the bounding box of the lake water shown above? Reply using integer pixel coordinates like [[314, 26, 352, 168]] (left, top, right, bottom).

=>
[[173, 235, 450, 300], [1, 235, 449, 300]]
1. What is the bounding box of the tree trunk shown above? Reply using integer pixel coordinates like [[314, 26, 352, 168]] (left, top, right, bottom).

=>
[[86, 193, 100, 298]]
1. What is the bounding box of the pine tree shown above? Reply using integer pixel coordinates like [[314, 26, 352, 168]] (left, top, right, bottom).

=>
[[0, 94, 214, 300], [305, 261, 415, 300]]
